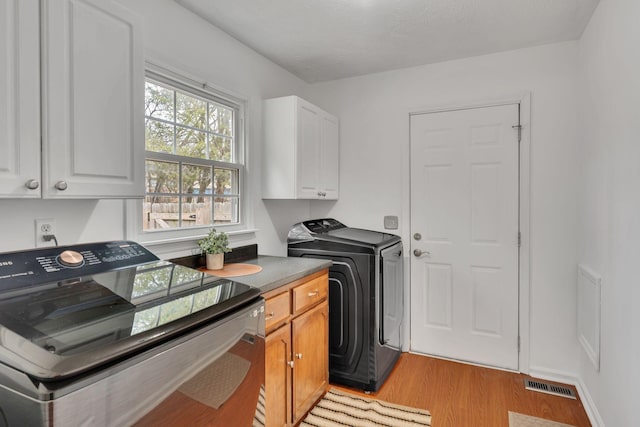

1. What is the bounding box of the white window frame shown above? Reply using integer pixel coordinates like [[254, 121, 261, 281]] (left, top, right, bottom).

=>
[[126, 62, 253, 250]]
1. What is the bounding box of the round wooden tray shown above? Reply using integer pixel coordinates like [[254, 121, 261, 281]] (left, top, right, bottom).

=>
[[199, 263, 263, 278]]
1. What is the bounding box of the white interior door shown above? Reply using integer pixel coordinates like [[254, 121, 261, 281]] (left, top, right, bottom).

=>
[[409, 104, 520, 370]]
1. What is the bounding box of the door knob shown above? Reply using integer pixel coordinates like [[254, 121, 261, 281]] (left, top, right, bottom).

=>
[[413, 249, 430, 257]]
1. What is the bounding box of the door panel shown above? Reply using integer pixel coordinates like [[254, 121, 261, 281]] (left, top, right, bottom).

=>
[[423, 263, 453, 329], [410, 104, 519, 370]]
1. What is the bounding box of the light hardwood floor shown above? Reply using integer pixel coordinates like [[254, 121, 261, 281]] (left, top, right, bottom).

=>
[[332, 353, 591, 427]]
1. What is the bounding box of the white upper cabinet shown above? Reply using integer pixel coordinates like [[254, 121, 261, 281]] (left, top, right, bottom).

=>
[[319, 113, 339, 199], [263, 96, 339, 200], [0, 0, 144, 199], [0, 0, 41, 197], [41, 0, 144, 198]]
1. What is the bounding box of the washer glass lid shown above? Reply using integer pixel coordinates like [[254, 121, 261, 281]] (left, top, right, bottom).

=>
[[0, 260, 259, 379], [327, 228, 399, 245]]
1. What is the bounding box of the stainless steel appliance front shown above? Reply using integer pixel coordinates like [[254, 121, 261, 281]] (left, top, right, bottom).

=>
[[0, 241, 264, 426]]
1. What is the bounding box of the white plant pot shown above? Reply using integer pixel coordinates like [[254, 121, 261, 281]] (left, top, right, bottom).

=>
[[205, 253, 224, 270]]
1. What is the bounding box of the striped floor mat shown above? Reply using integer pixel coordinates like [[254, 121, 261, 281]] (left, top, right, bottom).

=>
[[300, 389, 432, 427]]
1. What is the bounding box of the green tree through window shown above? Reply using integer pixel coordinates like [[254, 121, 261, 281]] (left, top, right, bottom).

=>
[[143, 77, 241, 231]]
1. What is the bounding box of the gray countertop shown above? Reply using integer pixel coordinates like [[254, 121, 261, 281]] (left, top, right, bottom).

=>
[[223, 255, 331, 294]]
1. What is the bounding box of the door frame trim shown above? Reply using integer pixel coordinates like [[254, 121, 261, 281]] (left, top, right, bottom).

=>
[[405, 92, 531, 374]]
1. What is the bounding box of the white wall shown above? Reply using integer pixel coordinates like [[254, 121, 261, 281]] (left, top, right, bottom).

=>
[[0, 0, 312, 256], [577, 0, 640, 425], [308, 42, 581, 376]]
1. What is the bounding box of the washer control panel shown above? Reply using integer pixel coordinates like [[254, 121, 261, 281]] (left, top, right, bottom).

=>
[[302, 218, 345, 233], [0, 241, 159, 290]]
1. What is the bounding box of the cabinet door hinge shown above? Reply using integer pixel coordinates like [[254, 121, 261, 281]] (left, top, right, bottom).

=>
[[512, 124, 522, 142]]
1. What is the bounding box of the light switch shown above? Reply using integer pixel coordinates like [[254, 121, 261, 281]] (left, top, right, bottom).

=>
[[384, 215, 398, 230]]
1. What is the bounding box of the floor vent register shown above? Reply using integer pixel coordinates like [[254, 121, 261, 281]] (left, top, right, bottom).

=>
[[524, 379, 576, 399]]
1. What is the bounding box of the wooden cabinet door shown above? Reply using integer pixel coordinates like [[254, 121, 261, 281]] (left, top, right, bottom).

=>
[[291, 301, 328, 424], [265, 324, 292, 427], [41, 0, 144, 198], [0, 0, 41, 198]]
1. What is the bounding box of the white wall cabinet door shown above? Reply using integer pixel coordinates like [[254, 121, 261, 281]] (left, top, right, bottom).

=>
[[319, 113, 339, 199], [263, 96, 339, 200], [42, 0, 144, 198], [296, 99, 321, 198], [0, 0, 41, 198]]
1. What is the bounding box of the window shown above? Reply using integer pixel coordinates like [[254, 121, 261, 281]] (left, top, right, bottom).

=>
[[143, 73, 243, 232]]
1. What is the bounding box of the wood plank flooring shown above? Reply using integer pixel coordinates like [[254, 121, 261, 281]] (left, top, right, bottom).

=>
[[332, 353, 591, 427]]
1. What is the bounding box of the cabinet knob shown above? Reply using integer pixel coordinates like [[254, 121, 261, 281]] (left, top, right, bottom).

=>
[[55, 181, 68, 191], [287, 360, 294, 368], [295, 353, 303, 359], [265, 312, 275, 320], [25, 179, 40, 190]]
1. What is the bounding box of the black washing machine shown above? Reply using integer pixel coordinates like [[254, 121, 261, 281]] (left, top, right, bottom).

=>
[[288, 218, 403, 391]]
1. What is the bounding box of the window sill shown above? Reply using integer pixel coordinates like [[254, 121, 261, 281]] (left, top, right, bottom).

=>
[[125, 199, 257, 259], [134, 228, 258, 260]]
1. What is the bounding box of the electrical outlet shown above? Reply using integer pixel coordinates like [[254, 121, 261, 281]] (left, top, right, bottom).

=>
[[35, 218, 56, 247]]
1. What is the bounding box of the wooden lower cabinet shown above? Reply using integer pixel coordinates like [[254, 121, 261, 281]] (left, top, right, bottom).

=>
[[292, 301, 328, 423], [265, 323, 291, 427], [263, 270, 329, 426]]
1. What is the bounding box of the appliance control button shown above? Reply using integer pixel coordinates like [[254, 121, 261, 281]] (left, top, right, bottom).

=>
[[59, 250, 84, 267]]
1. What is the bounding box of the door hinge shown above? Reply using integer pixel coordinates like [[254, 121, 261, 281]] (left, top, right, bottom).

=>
[[517, 232, 521, 247], [512, 124, 522, 142]]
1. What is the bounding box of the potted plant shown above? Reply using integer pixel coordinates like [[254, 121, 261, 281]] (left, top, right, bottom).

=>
[[198, 228, 231, 270]]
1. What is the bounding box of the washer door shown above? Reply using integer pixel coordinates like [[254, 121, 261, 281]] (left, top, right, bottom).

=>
[[380, 242, 403, 350]]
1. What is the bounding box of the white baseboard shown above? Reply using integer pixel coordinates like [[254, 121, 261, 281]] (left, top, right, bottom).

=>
[[528, 366, 604, 427]]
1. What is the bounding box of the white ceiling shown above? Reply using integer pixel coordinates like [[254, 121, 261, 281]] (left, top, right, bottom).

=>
[[175, 0, 600, 83]]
